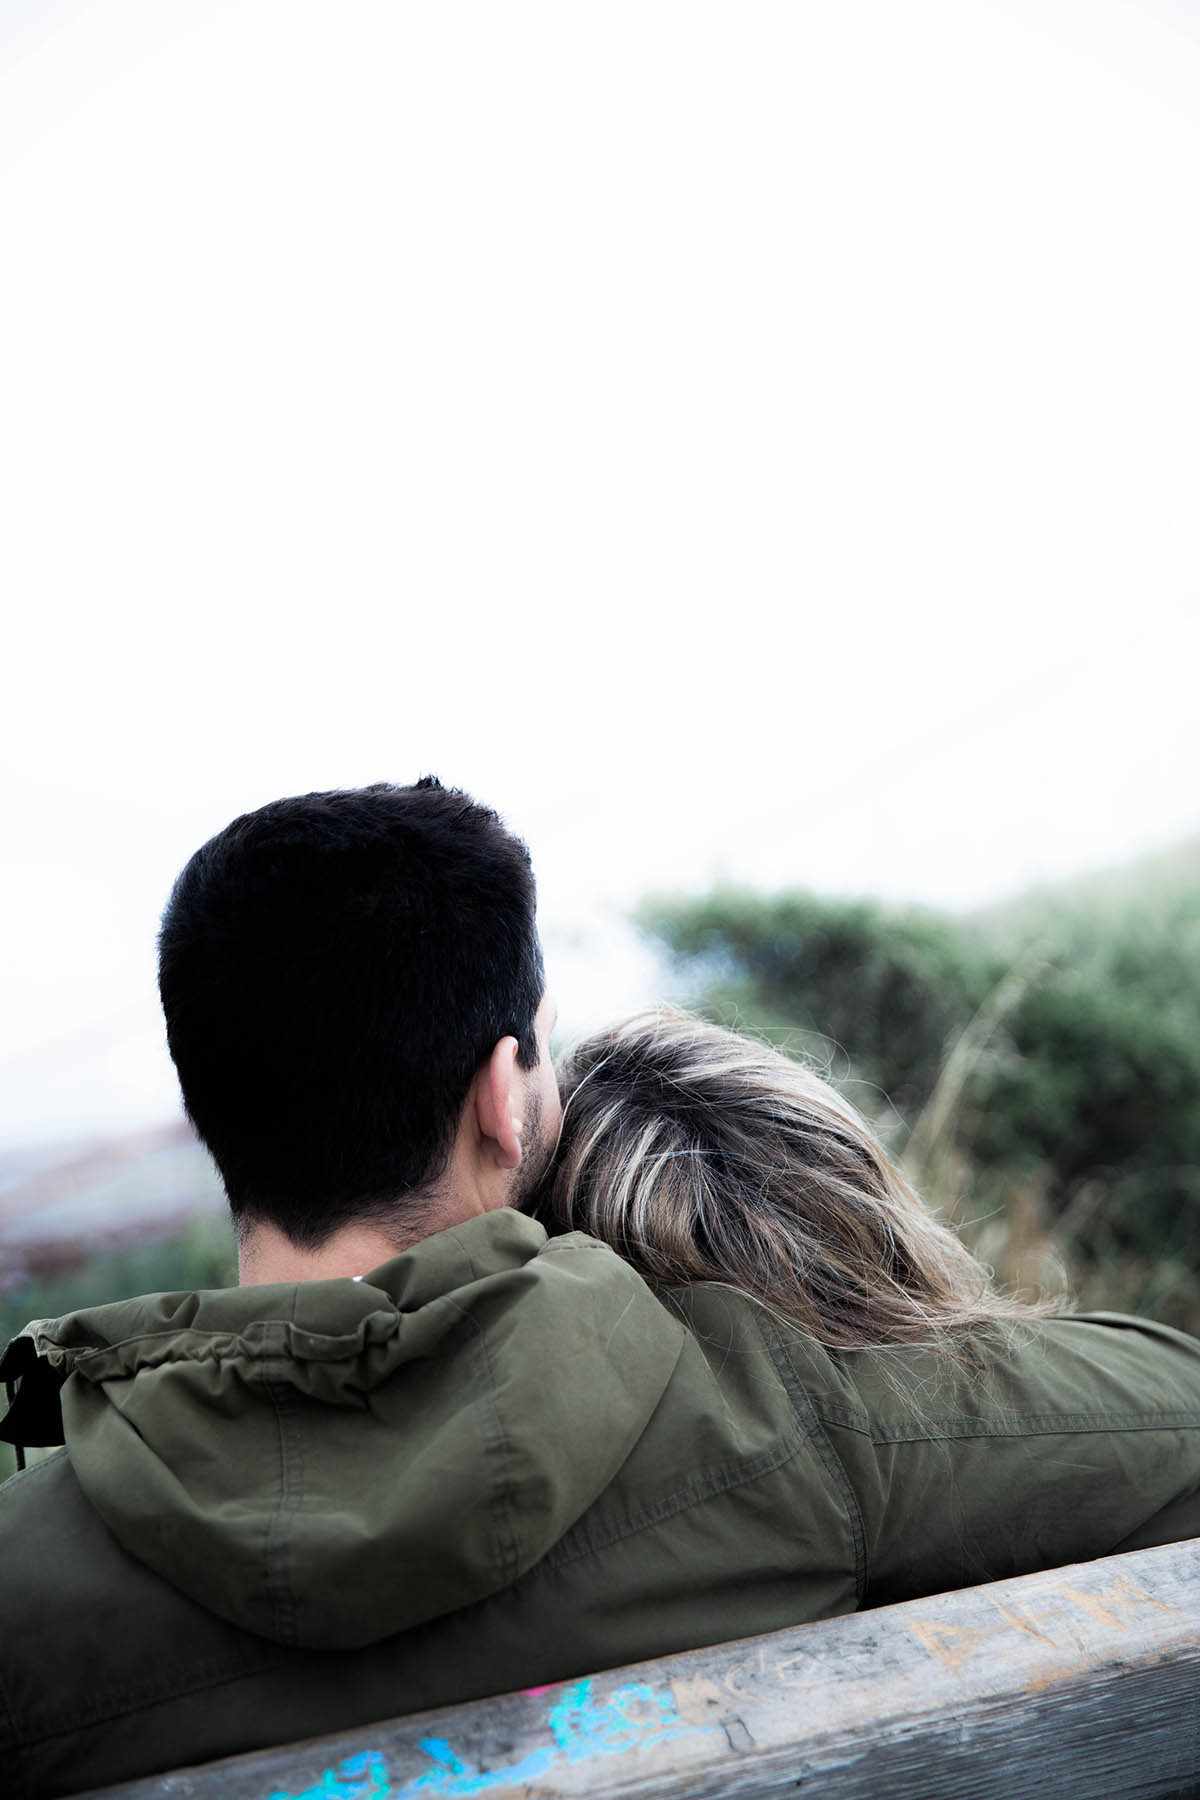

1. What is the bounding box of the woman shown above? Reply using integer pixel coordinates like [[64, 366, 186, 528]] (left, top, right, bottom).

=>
[[534, 1005, 1200, 1599], [541, 1004, 1040, 1347]]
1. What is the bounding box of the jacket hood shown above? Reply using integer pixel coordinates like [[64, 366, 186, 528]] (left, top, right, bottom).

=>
[[0, 1211, 685, 1650]]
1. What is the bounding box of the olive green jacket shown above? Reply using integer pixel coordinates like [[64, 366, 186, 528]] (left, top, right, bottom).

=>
[[2, 1210, 1199, 1798]]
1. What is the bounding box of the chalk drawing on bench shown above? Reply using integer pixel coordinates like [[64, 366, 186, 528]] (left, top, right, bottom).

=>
[[266, 1675, 722, 1800], [267, 1747, 389, 1800]]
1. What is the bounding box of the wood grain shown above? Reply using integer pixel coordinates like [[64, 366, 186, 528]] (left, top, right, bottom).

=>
[[83, 1537, 1200, 1800]]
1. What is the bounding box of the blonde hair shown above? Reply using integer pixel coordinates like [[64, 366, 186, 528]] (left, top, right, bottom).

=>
[[548, 1007, 1042, 1349]]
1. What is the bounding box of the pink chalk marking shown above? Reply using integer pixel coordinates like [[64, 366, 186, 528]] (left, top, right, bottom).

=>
[[522, 1683, 558, 1697]]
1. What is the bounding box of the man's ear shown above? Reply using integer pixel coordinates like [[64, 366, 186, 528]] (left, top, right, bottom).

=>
[[473, 1036, 524, 1170]]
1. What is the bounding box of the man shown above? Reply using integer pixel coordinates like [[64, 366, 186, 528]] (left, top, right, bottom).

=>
[[3, 779, 1200, 1799]]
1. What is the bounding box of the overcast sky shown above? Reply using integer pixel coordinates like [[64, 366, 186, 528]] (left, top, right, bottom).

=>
[[3, 0, 1199, 1148]]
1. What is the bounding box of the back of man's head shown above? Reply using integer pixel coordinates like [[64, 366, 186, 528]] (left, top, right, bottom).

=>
[[158, 778, 544, 1248]]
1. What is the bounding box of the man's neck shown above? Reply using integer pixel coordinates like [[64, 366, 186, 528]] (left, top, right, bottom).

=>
[[236, 1112, 526, 1286], [237, 1202, 490, 1286]]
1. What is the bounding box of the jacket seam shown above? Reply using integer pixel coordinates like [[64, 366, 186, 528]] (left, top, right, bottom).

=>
[[30, 1318, 397, 1372], [759, 1316, 870, 1603], [811, 1401, 1200, 1440], [538, 1238, 616, 1259], [453, 1239, 522, 1590], [261, 1363, 303, 1648], [541, 1432, 805, 1572], [869, 1409, 1200, 1445], [812, 1400, 873, 1434], [35, 1330, 264, 1367]]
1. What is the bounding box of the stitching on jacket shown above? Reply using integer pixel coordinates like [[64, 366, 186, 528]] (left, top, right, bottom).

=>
[[261, 1362, 303, 1648], [539, 1237, 618, 1260], [452, 1238, 522, 1591], [869, 1407, 1200, 1445], [811, 1400, 874, 1434], [541, 1433, 806, 1572], [48, 1316, 389, 1371], [758, 1314, 871, 1604]]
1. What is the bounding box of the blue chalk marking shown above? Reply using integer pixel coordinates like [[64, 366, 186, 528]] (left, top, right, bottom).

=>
[[406, 1734, 554, 1795], [416, 1740, 468, 1778], [263, 1675, 720, 1800], [549, 1677, 685, 1761], [267, 1747, 390, 1800], [386, 1676, 715, 1799]]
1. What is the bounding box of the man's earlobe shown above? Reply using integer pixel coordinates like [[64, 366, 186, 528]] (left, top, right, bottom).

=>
[[477, 1036, 523, 1170]]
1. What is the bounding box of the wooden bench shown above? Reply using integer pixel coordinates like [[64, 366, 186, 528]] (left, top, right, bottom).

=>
[[85, 1538, 1200, 1800]]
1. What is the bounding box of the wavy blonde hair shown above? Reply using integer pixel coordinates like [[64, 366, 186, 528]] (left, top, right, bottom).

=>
[[546, 1007, 1043, 1348]]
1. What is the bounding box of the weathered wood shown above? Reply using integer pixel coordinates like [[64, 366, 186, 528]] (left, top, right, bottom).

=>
[[83, 1538, 1200, 1800]]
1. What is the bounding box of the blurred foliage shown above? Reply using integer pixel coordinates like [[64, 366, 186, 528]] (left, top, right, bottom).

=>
[[642, 839, 1200, 1334], [0, 1218, 235, 1485]]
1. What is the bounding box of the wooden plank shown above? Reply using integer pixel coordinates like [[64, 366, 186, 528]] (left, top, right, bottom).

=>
[[84, 1538, 1200, 1800]]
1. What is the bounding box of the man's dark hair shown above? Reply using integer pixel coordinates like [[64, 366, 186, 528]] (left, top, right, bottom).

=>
[[158, 778, 544, 1247]]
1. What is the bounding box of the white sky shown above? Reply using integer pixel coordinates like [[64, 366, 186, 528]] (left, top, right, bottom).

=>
[[2, 0, 1199, 1147]]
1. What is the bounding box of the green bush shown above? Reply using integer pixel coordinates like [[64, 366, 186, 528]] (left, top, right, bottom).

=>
[[643, 859, 1200, 1330], [642, 888, 991, 1119]]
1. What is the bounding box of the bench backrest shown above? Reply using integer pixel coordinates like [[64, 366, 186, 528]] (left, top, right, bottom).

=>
[[85, 1537, 1200, 1800]]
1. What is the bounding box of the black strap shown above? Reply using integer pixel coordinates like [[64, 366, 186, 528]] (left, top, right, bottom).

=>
[[3, 1381, 25, 1472], [0, 1335, 67, 1450]]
